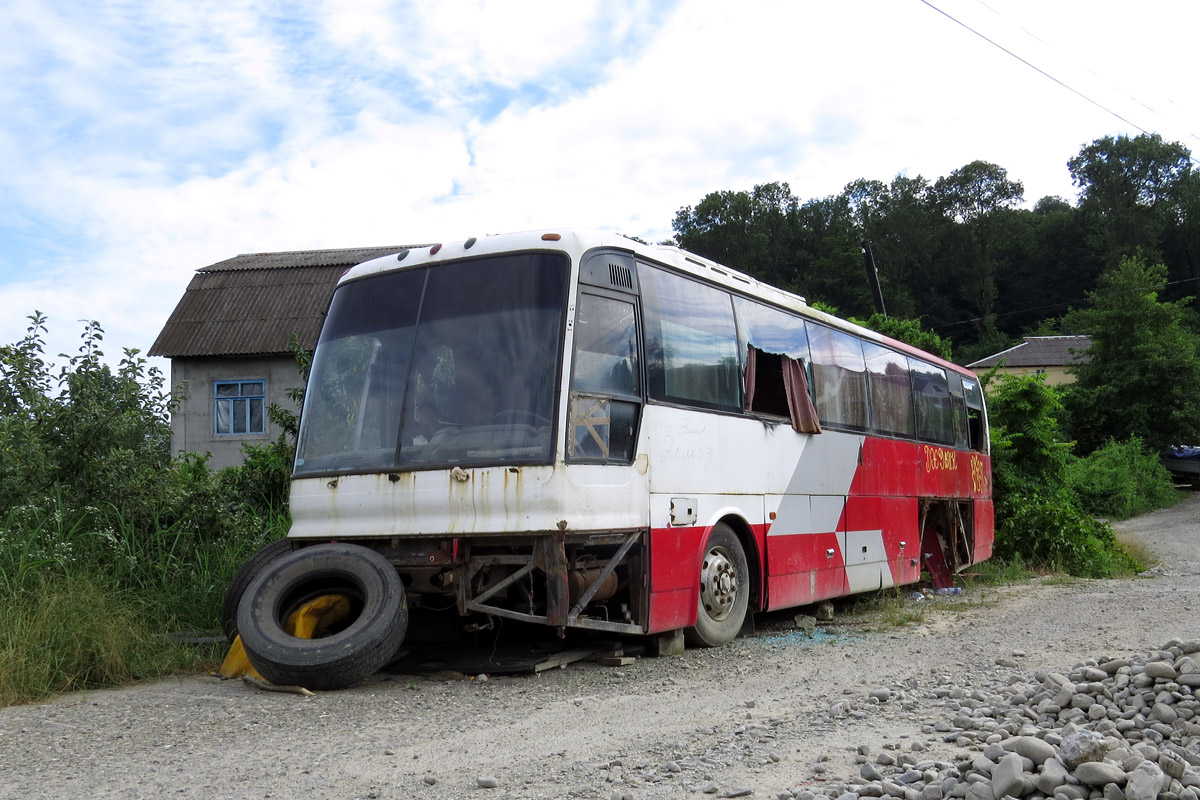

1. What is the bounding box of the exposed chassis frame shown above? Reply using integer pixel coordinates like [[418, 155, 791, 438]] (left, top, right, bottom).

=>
[[454, 530, 646, 635]]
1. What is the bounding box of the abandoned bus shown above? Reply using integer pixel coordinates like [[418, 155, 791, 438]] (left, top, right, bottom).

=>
[[229, 229, 992, 689]]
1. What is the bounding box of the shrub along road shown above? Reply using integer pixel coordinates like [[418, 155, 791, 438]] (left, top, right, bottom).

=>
[[1, 495, 1197, 800]]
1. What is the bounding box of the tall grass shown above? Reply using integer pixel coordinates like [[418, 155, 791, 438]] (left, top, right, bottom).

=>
[[0, 501, 285, 705], [1, 315, 299, 705]]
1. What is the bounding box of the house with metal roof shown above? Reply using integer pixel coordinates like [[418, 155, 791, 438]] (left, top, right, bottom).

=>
[[966, 335, 1093, 387], [150, 246, 420, 468]]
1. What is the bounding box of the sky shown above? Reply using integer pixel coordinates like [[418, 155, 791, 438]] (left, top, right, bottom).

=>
[[2, 0, 1198, 372]]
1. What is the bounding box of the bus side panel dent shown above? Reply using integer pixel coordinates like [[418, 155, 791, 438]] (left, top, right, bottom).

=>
[[843, 495, 921, 591]]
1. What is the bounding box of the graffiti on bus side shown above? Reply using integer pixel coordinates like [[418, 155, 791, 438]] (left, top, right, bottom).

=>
[[970, 453, 988, 494], [922, 445, 957, 473]]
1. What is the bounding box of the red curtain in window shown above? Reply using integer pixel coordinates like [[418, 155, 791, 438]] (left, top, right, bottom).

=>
[[782, 355, 822, 434]]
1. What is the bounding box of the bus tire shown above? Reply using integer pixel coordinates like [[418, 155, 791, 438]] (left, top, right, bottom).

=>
[[220, 538, 301, 642], [685, 523, 749, 647], [237, 543, 408, 690]]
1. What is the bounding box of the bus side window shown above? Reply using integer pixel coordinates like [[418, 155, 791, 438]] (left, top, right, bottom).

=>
[[568, 293, 641, 462], [908, 358, 954, 445], [808, 324, 868, 431], [862, 342, 914, 438], [732, 296, 818, 429], [947, 372, 968, 450], [639, 264, 741, 411], [962, 377, 988, 453]]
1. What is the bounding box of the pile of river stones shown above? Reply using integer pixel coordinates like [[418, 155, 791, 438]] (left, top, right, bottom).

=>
[[800, 639, 1200, 800]]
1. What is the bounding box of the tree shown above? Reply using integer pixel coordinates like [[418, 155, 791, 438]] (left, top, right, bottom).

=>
[[931, 162, 1025, 350], [1061, 255, 1200, 454], [671, 182, 801, 289], [932, 161, 1024, 224], [1067, 133, 1193, 264], [842, 175, 942, 320], [851, 313, 953, 360], [0, 314, 173, 520]]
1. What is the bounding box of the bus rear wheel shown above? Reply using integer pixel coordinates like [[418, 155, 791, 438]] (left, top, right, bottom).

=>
[[686, 523, 749, 647]]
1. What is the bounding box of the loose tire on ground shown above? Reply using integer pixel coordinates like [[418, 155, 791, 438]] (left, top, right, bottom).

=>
[[236, 543, 408, 690], [220, 538, 301, 642], [685, 523, 749, 648]]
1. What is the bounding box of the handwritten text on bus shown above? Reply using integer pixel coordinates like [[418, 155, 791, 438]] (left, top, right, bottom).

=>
[[922, 445, 957, 473]]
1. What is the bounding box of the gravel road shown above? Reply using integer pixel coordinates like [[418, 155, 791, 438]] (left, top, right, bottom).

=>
[[2, 495, 1198, 800]]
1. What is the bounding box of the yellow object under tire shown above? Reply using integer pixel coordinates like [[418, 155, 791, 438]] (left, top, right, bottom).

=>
[[218, 593, 353, 682], [236, 543, 408, 691]]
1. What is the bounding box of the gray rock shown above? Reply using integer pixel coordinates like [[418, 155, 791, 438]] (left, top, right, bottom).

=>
[[1158, 751, 1187, 780], [1061, 731, 1108, 769], [991, 752, 1026, 800], [1036, 759, 1071, 796], [1125, 761, 1166, 800], [477, 775, 500, 788], [1055, 785, 1089, 800], [863, 763, 884, 782], [966, 784, 994, 800], [1144, 663, 1178, 681], [1006, 736, 1057, 765], [1102, 784, 1126, 800], [1075, 762, 1127, 787], [1152, 704, 1178, 724]]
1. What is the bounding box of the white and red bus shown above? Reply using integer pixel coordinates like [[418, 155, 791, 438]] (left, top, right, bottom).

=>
[[230, 229, 992, 688]]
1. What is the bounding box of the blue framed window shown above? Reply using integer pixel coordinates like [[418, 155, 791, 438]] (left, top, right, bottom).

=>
[[214, 380, 265, 435]]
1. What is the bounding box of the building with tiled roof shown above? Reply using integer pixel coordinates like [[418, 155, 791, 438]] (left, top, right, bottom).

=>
[[150, 246, 422, 467], [966, 335, 1092, 387]]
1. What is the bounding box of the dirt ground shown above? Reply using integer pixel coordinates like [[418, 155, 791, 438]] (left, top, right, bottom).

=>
[[2, 494, 1197, 800]]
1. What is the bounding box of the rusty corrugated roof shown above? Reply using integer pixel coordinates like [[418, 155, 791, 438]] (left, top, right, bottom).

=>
[[149, 246, 419, 357], [966, 336, 1093, 369], [200, 246, 414, 272]]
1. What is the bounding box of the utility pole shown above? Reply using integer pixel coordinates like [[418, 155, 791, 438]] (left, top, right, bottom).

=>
[[861, 239, 887, 316]]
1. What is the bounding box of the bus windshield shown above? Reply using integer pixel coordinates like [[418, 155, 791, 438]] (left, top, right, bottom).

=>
[[294, 252, 570, 476]]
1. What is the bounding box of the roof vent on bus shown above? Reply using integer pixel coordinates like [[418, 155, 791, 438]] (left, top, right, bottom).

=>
[[608, 262, 633, 290]]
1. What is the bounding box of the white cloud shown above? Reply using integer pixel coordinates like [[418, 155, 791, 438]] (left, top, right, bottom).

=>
[[2, 0, 1199, 369]]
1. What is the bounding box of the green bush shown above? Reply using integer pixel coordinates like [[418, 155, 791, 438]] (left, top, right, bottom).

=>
[[992, 487, 1139, 578], [0, 314, 294, 704], [985, 373, 1142, 577], [1065, 437, 1180, 520], [217, 436, 295, 518]]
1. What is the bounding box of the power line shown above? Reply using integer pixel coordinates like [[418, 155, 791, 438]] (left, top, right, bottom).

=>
[[916, 0, 1200, 165], [930, 275, 1200, 331]]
